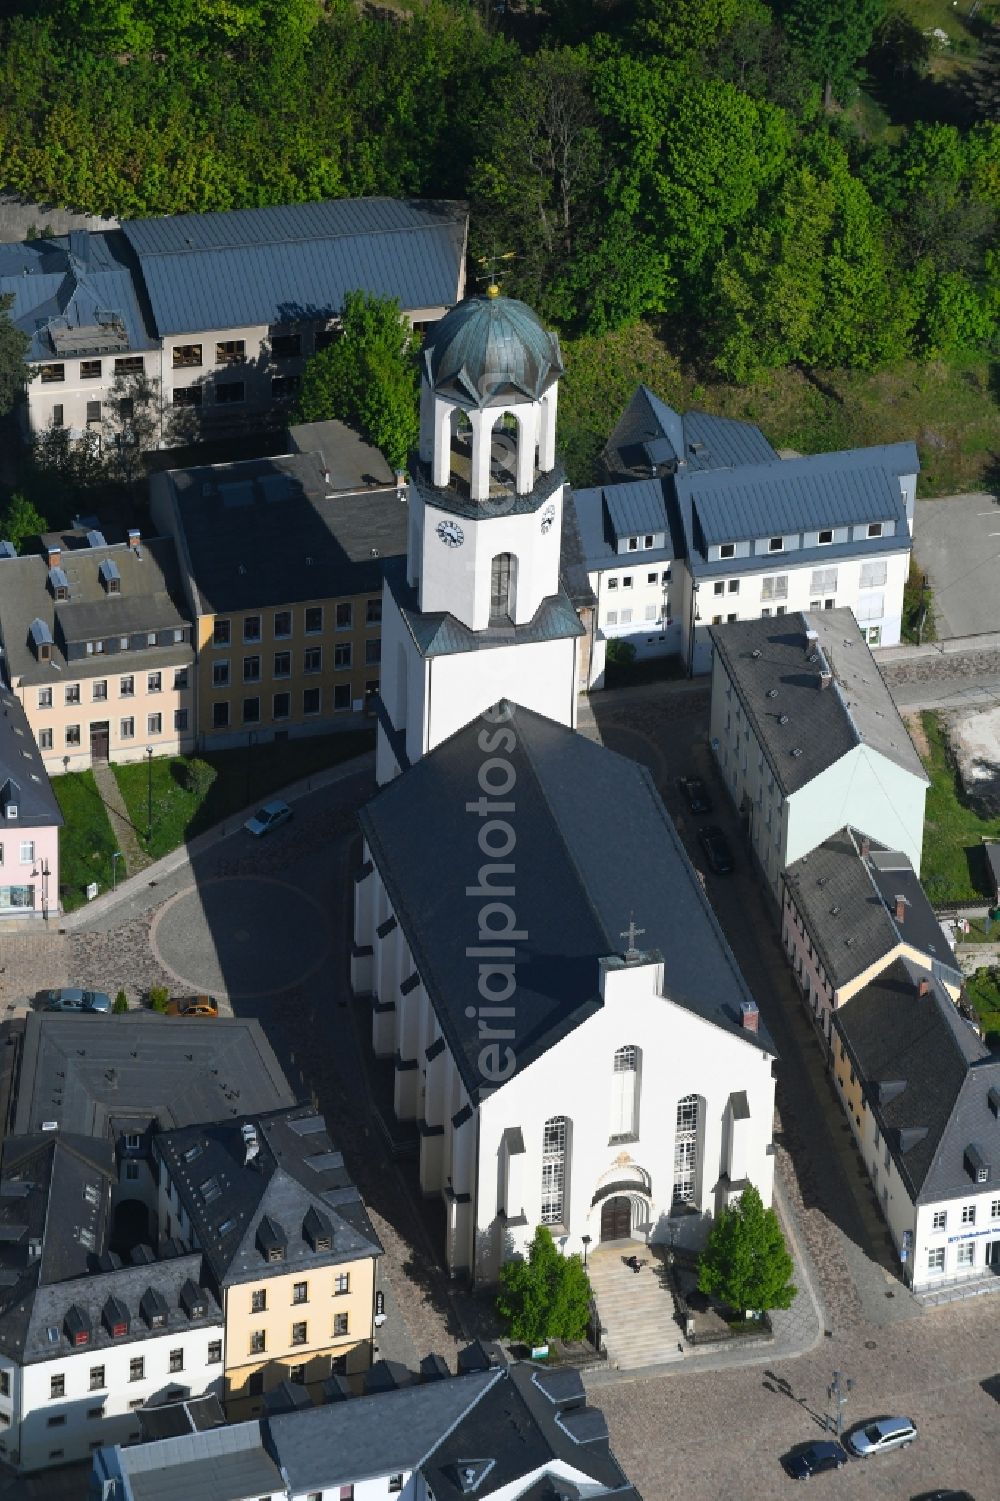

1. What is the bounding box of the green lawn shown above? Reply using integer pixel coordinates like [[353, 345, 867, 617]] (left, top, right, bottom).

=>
[[964, 966, 1000, 1042], [52, 771, 121, 912], [113, 730, 375, 861], [559, 322, 1000, 497], [919, 712, 1000, 905]]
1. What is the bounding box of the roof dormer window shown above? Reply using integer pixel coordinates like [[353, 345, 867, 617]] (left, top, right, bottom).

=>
[[768, 537, 783, 553], [720, 543, 735, 559], [868, 522, 883, 538]]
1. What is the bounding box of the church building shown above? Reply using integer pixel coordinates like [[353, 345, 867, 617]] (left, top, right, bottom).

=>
[[353, 291, 777, 1284]]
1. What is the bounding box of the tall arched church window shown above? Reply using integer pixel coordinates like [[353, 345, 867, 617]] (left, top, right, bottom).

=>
[[610, 1046, 640, 1142], [540, 1115, 568, 1226], [672, 1095, 699, 1207]]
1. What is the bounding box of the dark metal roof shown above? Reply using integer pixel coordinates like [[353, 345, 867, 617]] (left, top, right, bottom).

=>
[[558, 494, 597, 609], [784, 829, 958, 991], [121, 197, 467, 335], [0, 684, 62, 827], [161, 448, 405, 615], [423, 294, 563, 408], [834, 957, 1000, 1202], [154, 1106, 382, 1286], [571, 481, 676, 573], [384, 556, 583, 661], [360, 701, 772, 1103], [709, 610, 928, 795], [602, 385, 776, 480], [12, 1013, 295, 1138], [100, 1420, 283, 1501], [137, 1394, 227, 1441], [0, 229, 156, 361]]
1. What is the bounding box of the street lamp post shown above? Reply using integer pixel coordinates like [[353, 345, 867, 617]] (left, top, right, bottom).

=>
[[827, 1370, 854, 1437], [145, 747, 153, 844], [111, 850, 123, 892], [581, 1234, 591, 1270]]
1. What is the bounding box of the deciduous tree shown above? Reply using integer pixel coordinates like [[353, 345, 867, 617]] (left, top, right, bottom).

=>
[[296, 291, 418, 473], [697, 1184, 795, 1317], [0, 294, 29, 420], [0, 492, 47, 552], [496, 1226, 592, 1346]]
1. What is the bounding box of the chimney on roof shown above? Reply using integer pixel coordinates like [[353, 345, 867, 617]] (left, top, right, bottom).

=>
[[395, 470, 407, 492], [46, 544, 60, 570], [819, 669, 833, 691], [740, 999, 759, 1034], [860, 836, 871, 859], [804, 629, 818, 654], [895, 895, 907, 924], [127, 528, 141, 556], [241, 1122, 259, 1165], [917, 976, 930, 997]]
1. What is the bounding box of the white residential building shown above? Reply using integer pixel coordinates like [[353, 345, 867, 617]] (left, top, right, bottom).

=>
[[0, 199, 466, 444], [831, 956, 1000, 1292], [571, 384, 918, 681], [92, 1359, 642, 1501], [709, 609, 929, 903]]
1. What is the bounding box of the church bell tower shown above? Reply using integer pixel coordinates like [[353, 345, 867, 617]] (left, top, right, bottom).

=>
[[375, 287, 583, 782]]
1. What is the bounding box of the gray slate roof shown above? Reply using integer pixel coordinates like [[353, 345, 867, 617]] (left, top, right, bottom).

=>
[[360, 701, 772, 1103], [602, 385, 777, 479], [0, 535, 192, 687], [384, 556, 584, 660], [120, 197, 467, 336], [423, 294, 563, 408], [287, 418, 395, 488], [160, 447, 406, 615], [23, 1253, 220, 1364], [570, 480, 676, 573], [13, 1014, 294, 1138], [154, 1106, 382, 1287], [0, 231, 155, 362], [709, 610, 928, 796], [268, 1370, 497, 1491], [679, 446, 915, 548], [833, 956, 1000, 1202], [0, 683, 62, 826], [100, 1420, 282, 1501], [784, 828, 958, 991]]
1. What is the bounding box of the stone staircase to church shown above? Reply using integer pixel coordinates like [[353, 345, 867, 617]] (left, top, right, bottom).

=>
[[587, 1245, 686, 1371]]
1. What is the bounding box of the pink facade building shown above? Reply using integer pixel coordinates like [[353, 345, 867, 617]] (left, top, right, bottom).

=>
[[0, 683, 61, 919]]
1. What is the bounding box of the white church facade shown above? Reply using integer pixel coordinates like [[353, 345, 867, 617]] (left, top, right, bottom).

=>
[[354, 292, 777, 1284]]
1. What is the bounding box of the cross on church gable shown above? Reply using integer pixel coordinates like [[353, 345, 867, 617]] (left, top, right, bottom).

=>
[[621, 913, 645, 963]]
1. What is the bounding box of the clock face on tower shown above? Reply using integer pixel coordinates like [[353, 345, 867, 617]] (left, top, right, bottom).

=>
[[436, 519, 465, 549], [540, 504, 556, 535]]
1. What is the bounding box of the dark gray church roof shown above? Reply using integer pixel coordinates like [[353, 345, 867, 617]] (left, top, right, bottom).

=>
[[423, 293, 563, 408], [833, 957, 1000, 1203], [360, 702, 772, 1103], [710, 610, 927, 795], [121, 197, 467, 336], [784, 828, 958, 991]]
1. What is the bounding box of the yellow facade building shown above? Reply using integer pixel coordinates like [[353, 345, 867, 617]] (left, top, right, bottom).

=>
[[150, 420, 407, 749], [155, 1105, 382, 1418]]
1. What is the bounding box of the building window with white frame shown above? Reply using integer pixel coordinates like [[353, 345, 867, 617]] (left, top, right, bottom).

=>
[[962, 1203, 976, 1225], [672, 1095, 699, 1207], [859, 559, 888, 589], [610, 1046, 640, 1142], [927, 1246, 945, 1274], [19, 841, 34, 865], [540, 1116, 568, 1227], [956, 1242, 975, 1268]]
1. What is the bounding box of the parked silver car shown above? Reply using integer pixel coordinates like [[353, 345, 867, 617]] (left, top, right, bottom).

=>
[[244, 800, 292, 837], [44, 987, 112, 1015], [846, 1416, 917, 1457]]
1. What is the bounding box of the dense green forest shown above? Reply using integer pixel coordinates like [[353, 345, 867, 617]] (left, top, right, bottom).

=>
[[0, 0, 998, 484]]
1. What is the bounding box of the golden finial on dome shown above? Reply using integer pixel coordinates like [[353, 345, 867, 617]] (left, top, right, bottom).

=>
[[475, 249, 516, 298]]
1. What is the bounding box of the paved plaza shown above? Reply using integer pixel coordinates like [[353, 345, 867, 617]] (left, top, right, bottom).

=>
[[4, 684, 1000, 1492], [914, 493, 1000, 639]]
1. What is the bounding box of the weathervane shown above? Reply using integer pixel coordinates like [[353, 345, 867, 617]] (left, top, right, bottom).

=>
[[621, 913, 645, 963], [474, 249, 516, 299]]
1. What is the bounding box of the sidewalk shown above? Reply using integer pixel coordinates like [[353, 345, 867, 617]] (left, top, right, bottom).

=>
[[59, 750, 375, 932]]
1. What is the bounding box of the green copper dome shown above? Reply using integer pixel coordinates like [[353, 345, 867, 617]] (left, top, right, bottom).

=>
[[424, 293, 564, 409]]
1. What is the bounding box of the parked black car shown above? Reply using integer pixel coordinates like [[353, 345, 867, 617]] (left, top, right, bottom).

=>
[[783, 1441, 848, 1480], [677, 776, 712, 815], [698, 825, 734, 874]]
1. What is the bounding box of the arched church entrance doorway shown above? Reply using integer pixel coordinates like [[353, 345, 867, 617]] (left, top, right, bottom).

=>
[[600, 1195, 631, 1242]]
